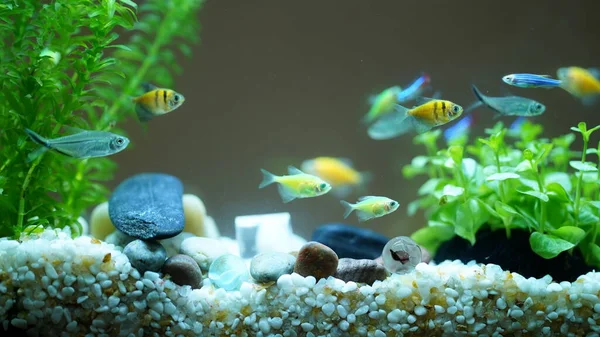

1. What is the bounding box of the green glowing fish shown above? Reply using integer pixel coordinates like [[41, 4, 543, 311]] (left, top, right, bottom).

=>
[[259, 166, 332, 203], [340, 196, 399, 222], [25, 127, 130, 161], [363, 86, 403, 124]]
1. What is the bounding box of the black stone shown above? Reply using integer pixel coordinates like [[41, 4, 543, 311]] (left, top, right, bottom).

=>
[[434, 228, 595, 282], [311, 223, 389, 260], [109, 173, 184, 240]]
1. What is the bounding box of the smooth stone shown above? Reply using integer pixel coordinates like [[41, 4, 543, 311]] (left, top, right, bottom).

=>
[[183, 194, 220, 238], [160, 232, 195, 257], [123, 240, 167, 274], [293, 241, 338, 280], [250, 252, 296, 283], [77, 216, 89, 236], [334, 258, 388, 285], [311, 223, 389, 260], [105, 231, 135, 248], [162, 254, 202, 289], [208, 254, 250, 291], [202, 215, 220, 239], [90, 202, 115, 240], [109, 173, 184, 240], [180, 237, 229, 271]]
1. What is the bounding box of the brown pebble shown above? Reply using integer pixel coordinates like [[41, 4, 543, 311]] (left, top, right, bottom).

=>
[[162, 254, 203, 289], [334, 258, 388, 285], [293, 241, 338, 280], [102, 253, 111, 263]]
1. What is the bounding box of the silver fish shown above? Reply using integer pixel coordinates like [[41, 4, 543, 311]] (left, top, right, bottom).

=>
[[468, 85, 546, 117], [25, 127, 129, 161]]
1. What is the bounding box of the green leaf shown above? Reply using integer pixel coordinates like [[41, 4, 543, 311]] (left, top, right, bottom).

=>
[[448, 145, 463, 165], [455, 198, 489, 245], [494, 201, 519, 218], [410, 225, 455, 254], [518, 189, 549, 202], [549, 226, 586, 245], [442, 184, 464, 197], [486, 172, 520, 181], [529, 232, 575, 259], [588, 243, 600, 267], [578, 207, 600, 225], [569, 161, 598, 172], [418, 178, 442, 196], [545, 182, 571, 202]]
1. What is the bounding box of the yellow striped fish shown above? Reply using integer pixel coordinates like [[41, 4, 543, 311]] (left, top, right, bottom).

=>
[[131, 83, 186, 122], [367, 97, 463, 140]]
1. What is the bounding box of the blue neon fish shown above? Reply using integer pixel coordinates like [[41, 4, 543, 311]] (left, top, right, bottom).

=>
[[397, 73, 431, 102], [502, 73, 562, 89], [443, 114, 474, 142]]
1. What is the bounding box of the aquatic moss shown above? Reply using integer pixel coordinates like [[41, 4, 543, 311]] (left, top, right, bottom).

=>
[[0, 0, 204, 238], [404, 120, 600, 268]]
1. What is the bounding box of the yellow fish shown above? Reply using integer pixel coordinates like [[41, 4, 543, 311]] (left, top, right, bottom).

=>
[[300, 157, 371, 198], [367, 97, 463, 140], [557, 66, 600, 105], [340, 196, 399, 222], [259, 166, 332, 203], [131, 83, 185, 122]]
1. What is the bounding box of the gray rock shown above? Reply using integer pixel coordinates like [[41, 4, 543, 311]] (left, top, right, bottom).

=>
[[180, 237, 229, 272], [250, 252, 296, 283], [108, 173, 184, 240], [105, 231, 135, 248], [162, 254, 202, 289], [334, 258, 388, 285], [123, 240, 167, 274], [160, 232, 195, 257]]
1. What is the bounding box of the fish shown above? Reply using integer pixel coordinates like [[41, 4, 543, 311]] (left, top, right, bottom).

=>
[[443, 113, 475, 143], [24, 127, 129, 162], [363, 86, 403, 124], [556, 66, 600, 105], [468, 85, 545, 118], [258, 166, 332, 203], [300, 157, 372, 198], [367, 97, 464, 140], [131, 83, 185, 122], [502, 73, 562, 89], [340, 196, 399, 222], [396, 73, 432, 102]]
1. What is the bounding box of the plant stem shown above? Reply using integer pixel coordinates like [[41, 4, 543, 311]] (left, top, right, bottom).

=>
[[16, 155, 43, 232], [574, 138, 588, 226]]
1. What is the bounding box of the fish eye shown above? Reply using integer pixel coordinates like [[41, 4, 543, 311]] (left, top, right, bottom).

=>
[[534, 103, 542, 111], [116, 138, 124, 145], [173, 94, 179, 102], [319, 183, 328, 190], [452, 105, 460, 113], [390, 201, 397, 207]]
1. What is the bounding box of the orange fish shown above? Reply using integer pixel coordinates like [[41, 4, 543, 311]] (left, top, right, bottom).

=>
[[557, 67, 600, 105]]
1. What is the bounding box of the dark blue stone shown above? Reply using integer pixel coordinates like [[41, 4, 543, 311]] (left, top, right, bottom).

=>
[[109, 173, 184, 240], [311, 223, 390, 260]]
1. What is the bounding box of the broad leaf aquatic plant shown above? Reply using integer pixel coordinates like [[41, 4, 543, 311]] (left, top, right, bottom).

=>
[[0, 0, 204, 239], [405, 119, 600, 268]]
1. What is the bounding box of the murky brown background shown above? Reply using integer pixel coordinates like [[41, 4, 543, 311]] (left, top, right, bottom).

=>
[[106, 0, 600, 241]]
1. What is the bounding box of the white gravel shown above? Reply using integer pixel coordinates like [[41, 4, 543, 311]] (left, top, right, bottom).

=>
[[1, 227, 600, 337]]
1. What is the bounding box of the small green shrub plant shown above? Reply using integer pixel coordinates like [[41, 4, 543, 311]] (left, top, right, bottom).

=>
[[404, 119, 600, 268], [0, 0, 204, 238]]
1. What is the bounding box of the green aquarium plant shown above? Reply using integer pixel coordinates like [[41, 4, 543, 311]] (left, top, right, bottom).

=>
[[0, 0, 204, 239], [404, 119, 600, 269]]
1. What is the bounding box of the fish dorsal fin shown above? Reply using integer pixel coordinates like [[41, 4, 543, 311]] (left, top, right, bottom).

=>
[[336, 157, 354, 166], [358, 195, 378, 201], [141, 82, 158, 93], [287, 166, 305, 175], [415, 96, 437, 105]]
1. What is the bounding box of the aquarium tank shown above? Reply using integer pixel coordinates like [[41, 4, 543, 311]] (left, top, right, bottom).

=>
[[1, 1, 600, 336]]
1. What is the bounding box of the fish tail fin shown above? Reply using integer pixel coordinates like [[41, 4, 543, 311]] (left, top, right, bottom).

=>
[[471, 85, 486, 104], [259, 169, 278, 189], [367, 104, 412, 140], [25, 128, 48, 147], [340, 200, 355, 219]]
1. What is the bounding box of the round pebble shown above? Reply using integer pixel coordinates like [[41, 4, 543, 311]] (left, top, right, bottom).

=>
[[250, 252, 296, 283], [293, 241, 338, 280], [208, 254, 250, 291], [180, 237, 229, 271], [161, 254, 202, 289], [104, 230, 135, 248], [381, 236, 421, 274], [160, 232, 194, 257], [334, 258, 388, 285], [183, 194, 212, 237], [123, 240, 167, 274], [89, 202, 115, 240]]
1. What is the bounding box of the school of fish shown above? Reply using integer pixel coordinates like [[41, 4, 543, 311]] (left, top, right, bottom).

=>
[[22, 65, 600, 224]]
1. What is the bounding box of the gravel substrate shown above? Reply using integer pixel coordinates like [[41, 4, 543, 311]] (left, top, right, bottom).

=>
[[1, 228, 600, 337]]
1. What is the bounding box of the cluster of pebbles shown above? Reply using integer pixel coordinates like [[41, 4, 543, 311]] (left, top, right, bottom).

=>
[[1, 172, 600, 336]]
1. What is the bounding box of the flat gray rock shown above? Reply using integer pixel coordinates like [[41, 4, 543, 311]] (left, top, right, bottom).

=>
[[109, 173, 184, 240]]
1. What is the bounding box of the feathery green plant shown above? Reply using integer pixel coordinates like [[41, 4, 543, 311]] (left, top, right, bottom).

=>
[[404, 120, 600, 268], [0, 0, 204, 239]]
